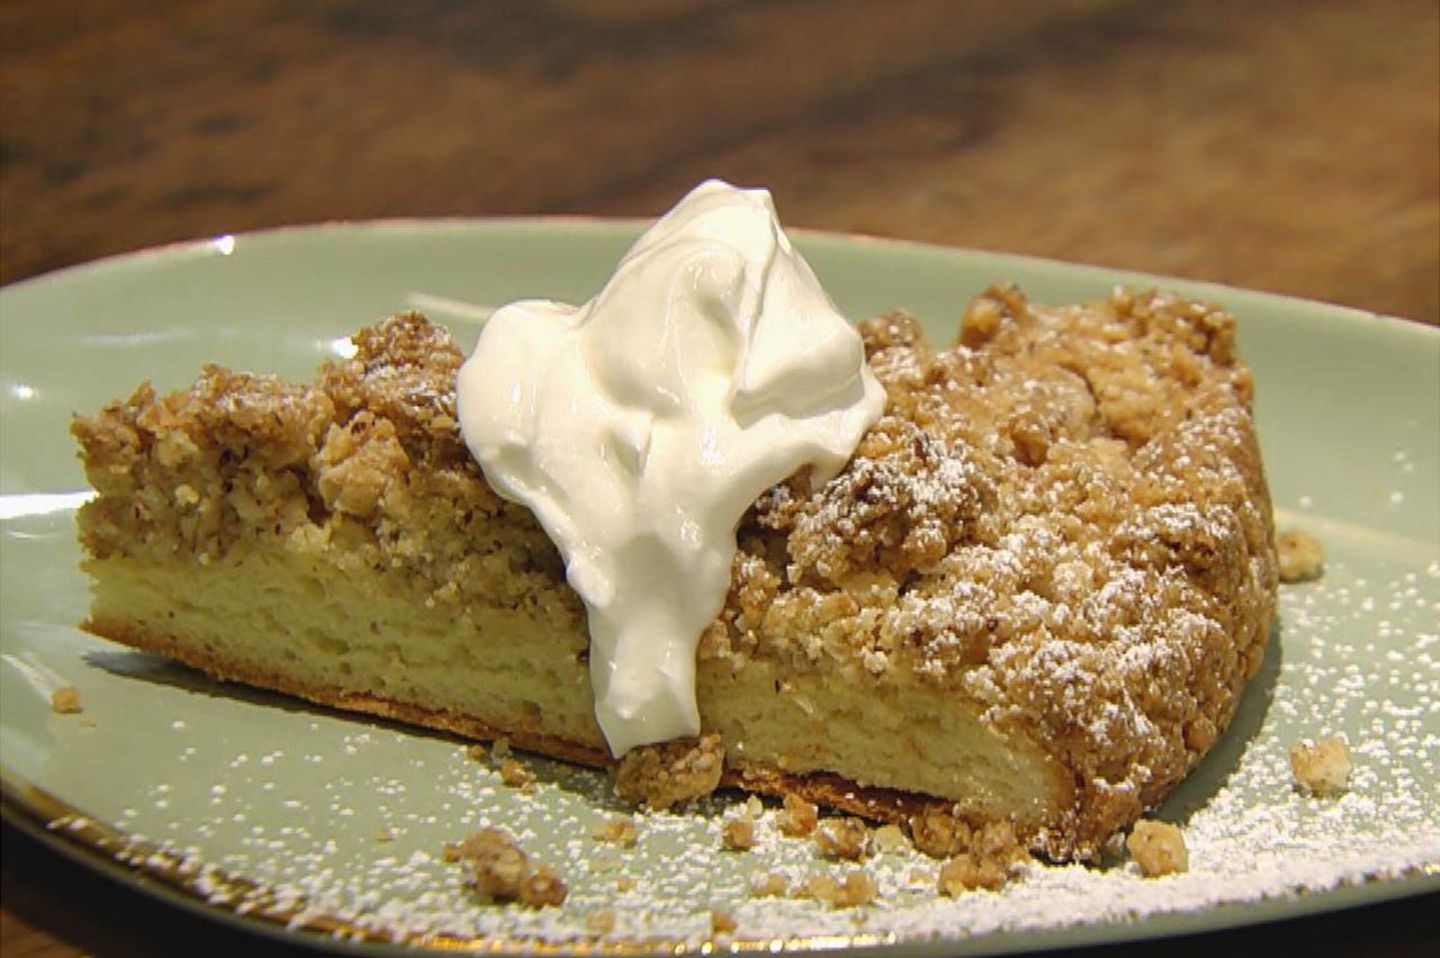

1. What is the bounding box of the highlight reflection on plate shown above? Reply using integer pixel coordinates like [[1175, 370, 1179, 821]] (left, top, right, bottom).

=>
[[1, 222, 1437, 954]]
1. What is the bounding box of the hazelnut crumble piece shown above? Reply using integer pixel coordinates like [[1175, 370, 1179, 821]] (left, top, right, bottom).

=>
[[871, 824, 909, 854], [444, 826, 568, 907], [793, 870, 878, 908], [710, 910, 738, 935], [777, 794, 818, 837], [1290, 736, 1351, 796], [614, 733, 724, 809], [1276, 529, 1325, 582], [937, 854, 1009, 894], [814, 816, 869, 861], [748, 871, 788, 898], [592, 818, 639, 847], [50, 686, 82, 714], [499, 758, 536, 790], [1126, 820, 1189, 877], [721, 817, 757, 851]]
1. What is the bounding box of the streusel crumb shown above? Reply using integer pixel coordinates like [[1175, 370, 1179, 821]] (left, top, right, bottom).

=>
[[592, 818, 639, 847], [50, 686, 82, 714], [1290, 736, 1351, 796], [749, 871, 788, 898], [937, 853, 1009, 894], [871, 824, 909, 854], [1126, 820, 1188, 877], [520, 865, 568, 908], [814, 816, 869, 861], [711, 910, 738, 935], [614, 733, 724, 809], [777, 794, 818, 837], [499, 758, 535, 790], [445, 827, 568, 907], [1276, 528, 1325, 583], [793, 870, 878, 908], [721, 817, 757, 851]]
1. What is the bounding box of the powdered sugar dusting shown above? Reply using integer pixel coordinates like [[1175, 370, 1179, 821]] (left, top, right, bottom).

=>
[[32, 539, 1437, 951]]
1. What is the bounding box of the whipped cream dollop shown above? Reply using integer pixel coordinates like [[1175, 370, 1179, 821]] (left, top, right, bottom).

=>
[[456, 179, 886, 756]]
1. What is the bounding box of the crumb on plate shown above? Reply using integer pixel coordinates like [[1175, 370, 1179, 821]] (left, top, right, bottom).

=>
[[444, 826, 568, 907], [1276, 528, 1325, 582], [1126, 820, 1189, 877], [814, 816, 869, 861], [777, 793, 818, 837], [614, 733, 724, 809], [1290, 735, 1351, 796]]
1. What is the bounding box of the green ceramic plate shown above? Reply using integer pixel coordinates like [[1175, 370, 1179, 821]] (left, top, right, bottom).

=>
[[1, 221, 1437, 955]]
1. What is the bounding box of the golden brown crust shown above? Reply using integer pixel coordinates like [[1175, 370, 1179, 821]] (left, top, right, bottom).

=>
[[74, 287, 1278, 860]]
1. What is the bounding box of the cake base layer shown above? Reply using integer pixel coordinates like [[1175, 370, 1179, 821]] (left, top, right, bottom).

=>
[[84, 548, 1073, 838]]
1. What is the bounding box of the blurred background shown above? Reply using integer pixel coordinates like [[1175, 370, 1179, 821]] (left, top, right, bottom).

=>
[[1, 2, 1438, 956], [1, 0, 1436, 322]]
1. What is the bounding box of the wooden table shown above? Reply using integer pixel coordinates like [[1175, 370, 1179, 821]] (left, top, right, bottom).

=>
[[1, 1, 1436, 955]]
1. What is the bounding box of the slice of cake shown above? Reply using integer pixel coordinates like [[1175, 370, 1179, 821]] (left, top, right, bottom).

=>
[[73, 282, 1277, 861]]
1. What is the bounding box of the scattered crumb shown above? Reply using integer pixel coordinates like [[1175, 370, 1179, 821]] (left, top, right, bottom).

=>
[[499, 758, 536, 790], [872, 824, 909, 854], [444, 827, 568, 907], [907, 807, 971, 859], [745, 795, 764, 817], [1291, 736, 1352, 796], [614, 733, 724, 809], [592, 818, 639, 847], [710, 909, 738, 935], [777, 794, 818, 837], [937, 853, 1009, 894], [50, 686, 82, 714], [721, 817, 756, 851], [464, 743, 488, 762], [814, 816, 869, 861], [520, 865, 569, 908], [908, 868, 933, 887], [376, 829, 394, 843], [1126, 820, 1189, 877], [1277, 529, 1325, 582], [793, 870, 878, 908], [78, 715, 98, 728], [491, 737, 512, 759], [586, 910, 616, 935], [615, 877, 637, 893], [748, 871, 788, 898]]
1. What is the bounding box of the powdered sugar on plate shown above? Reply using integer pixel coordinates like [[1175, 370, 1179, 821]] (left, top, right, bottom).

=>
[[26, 538, 1437, 953]]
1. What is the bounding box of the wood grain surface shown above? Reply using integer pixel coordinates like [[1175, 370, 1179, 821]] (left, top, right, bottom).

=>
[[1, 1, 1437, 956]]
